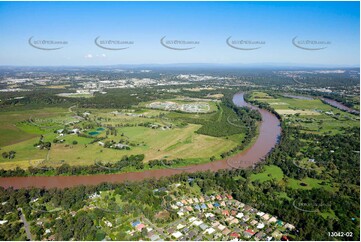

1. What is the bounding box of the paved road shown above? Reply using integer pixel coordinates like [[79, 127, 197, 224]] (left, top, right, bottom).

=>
[[141, 215, 167, 239], [18, 208, 32, 241]]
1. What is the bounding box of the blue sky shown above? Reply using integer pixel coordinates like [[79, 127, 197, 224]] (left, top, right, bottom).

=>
[[0, 1, 359, 66]]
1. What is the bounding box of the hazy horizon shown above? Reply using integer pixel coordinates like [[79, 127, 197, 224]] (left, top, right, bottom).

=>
[[0, 63, 359, 69]]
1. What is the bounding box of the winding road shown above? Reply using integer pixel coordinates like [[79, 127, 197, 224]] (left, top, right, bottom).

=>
[[0, 93, 281, 189]]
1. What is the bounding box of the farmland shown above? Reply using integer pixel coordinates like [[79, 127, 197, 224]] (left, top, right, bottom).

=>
[[0, 99, 247, 170], [0, 108, 70, 147], [249, 91, 359, 134]]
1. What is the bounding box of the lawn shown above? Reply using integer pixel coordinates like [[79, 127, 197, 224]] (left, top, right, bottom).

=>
[[250, 165, 284, 182], [249, 165, 337, 192], [287, 177, 336, 191], [320, 210, 338, 220]]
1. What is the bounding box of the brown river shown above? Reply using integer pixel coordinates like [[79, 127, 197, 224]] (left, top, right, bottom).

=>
[[321, 98, 359, 114], [0, 93, 281, 189]]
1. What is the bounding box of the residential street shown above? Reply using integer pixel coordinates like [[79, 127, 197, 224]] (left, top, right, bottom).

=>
[[18, 208, 32, 241]]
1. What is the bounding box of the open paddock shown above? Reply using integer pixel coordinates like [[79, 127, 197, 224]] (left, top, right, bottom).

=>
[[0, 104, 245, 170], [250, 92, 359, 134], [276, 109, 321, 115]]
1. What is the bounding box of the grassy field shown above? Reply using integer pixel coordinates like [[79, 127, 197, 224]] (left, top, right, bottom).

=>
[[251, 91, 274, 99], [248, 165, 336, 192], [0, 102, 246, 170], [0, 108, 69, 147], [292, 157, 325, 173], [250, 165, 284, 182], [250, 91, 359, 134], [287, 177, 335, 191]]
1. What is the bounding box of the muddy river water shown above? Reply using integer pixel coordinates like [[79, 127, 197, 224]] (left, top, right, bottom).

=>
[[0, 93, 281, 189], [321, 98, 359, 114]]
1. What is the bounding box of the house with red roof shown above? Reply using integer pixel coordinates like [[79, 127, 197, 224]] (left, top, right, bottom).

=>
[[136, 223, 146, 231], [244, 229, 256, 238], [222, 210, 230, 216], [185, 206, 193, 212], [281, 235, 290, 241]]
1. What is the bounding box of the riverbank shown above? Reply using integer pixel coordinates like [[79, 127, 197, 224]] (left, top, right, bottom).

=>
[[0, 93, 281, 189]]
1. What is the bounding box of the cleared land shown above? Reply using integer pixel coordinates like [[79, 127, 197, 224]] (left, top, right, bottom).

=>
[[276, 110, 320, 115], [142, 99, 217, 113], [0, 108, 69, 147], [250, 92, 359, 134], [0, 100, 246, 170], [248, 165, 336, 192], [250, 165, 284, 182]]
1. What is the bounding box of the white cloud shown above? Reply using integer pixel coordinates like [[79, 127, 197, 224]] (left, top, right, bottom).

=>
[[85, 54, 106, 59], [95, 54, 107, 58]]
